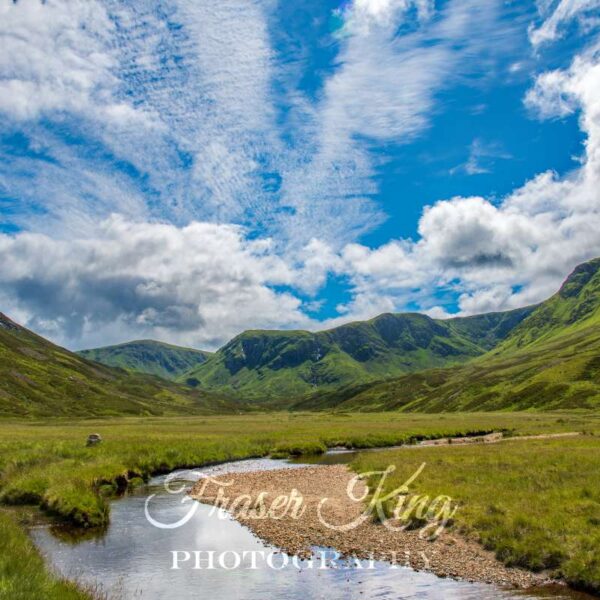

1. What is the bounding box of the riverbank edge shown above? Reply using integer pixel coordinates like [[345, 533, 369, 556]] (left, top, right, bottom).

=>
[[189, 463, 577, 596], [8, 428, 586, 598]]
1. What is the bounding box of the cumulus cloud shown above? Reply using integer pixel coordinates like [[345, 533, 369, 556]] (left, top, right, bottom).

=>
[[0, 216, 312, 349], [4, 44, 600, 346], [2, 0, 600, 349], [335, 45, 600, 318]]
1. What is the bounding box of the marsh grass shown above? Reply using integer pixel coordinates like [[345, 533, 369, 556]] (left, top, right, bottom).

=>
[[0, 510, 102, 600], [352, 435, 600, 594], [0, 411, 597, 596], [0, 412, 595, 528]]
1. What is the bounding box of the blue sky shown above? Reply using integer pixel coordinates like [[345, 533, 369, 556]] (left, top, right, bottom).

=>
[[1, 0, 600, 349]]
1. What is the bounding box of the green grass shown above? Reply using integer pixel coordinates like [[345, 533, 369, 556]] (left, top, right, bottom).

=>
[[352, 434, 600, 594], [296, 321, 600, 411], [3, 256, 600, 417], [0, 313, 235, 418], [179, 257, 600, 409], [0, 411, 598, 595], [0, 412, 588, 528], [294, 260, 600, 412], [0, 510, 96, 600]]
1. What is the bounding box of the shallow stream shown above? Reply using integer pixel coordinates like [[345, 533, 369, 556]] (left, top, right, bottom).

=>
[[31, 452, 590, 600]]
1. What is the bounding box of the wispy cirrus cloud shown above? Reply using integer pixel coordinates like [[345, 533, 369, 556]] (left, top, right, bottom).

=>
[[277, 0, 521, 247], [450, 139, 512, 176], [1, 0, 283, 235], [331, 41, 600, 320], [0, 0, 128, 121], [529, 0, 600, 46], [2, 0, 600, 350], [104, 0, 283, 225], [0, 0, 521, 246]]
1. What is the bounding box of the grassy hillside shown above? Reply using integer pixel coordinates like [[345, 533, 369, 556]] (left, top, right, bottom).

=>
[[0, 313, 235, 418], [77, 340, 212, 381], [296, 258, 600, 412], [181, 308, 533, 400], [492, 257, 600, 352]]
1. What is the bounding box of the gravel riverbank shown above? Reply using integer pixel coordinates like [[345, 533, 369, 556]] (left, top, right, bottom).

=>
[[190, 464, 554, 590]]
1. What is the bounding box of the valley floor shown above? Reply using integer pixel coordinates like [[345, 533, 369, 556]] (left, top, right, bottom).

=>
[[0, 412, 599, 597], [190, 463, 549, 589]]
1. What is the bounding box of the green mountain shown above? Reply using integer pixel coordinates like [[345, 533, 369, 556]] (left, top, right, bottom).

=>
[[180, 306, 534, 400], [294, 258, 600, 412], [77, 340, 212, 381], [4, 257, 599, 414], [0, 313, 234, 418]]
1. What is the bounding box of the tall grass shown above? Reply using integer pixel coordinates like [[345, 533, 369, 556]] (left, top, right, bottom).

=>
[[352, 435, 600, 594], [0, 511, 97, 600], [0, 412, 595, 528], [0, 411, 597, 596]]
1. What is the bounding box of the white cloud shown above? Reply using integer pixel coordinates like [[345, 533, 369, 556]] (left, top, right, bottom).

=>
[[525, 70, 578, 118], [450, 139, 512, 176], [109, 0, 282, 224], [0, 0, 112, 120], [6, 39, 600, 345], [0, 0, 521, 250], [278, 0, 518, 247], [334, 46, 600, 318], [0, 216, 311, 349], [0, 0, 155, 127], [2, 0, 600, 349], [529, 0, 600, 46], [0, 0, 285, 235], [343, 0, 434, 34]]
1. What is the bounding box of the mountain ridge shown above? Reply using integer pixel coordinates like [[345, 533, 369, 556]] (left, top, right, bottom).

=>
[[77, 339, 212, 381], [294, 257, 600, 411], [8, 256, 600, 413], [0, 314, 235, 417], [178, 306, 535, 399]]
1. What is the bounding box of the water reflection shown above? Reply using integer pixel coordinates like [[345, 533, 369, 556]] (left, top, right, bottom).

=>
[[32, 458, 586, 600]]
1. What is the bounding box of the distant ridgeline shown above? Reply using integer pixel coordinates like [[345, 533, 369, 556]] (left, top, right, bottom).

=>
[[79, 257, 600, 409], [3, 257, 600, 415], [175, 307, 535, 400], [0, 313, 235, 418], [77, 340, 212, 381], [294, 257, 600, 411]]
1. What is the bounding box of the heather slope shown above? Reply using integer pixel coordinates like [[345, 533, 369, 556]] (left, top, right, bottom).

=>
[[0, 313, 234, 417]]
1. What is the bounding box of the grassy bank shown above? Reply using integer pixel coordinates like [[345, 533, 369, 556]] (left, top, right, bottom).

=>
[[1, 412, 592, 526], [0, 411, 597, 596], [0, 511, 96, 600], [352, 434, 600, 594]]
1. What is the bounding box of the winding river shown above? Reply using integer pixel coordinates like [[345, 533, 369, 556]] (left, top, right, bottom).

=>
[[31, 452, 591, 600]]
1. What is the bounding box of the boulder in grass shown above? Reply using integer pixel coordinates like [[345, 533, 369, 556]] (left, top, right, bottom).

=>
[[86, 433, 102, 447]]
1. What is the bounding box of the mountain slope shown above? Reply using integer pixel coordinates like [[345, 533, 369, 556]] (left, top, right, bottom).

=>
[[294, 258, 600, 412], [181, 307, 534, 400], [0, 313, 235, 418], [77, 340, 212, 381], [492, 257, 600, 352]]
